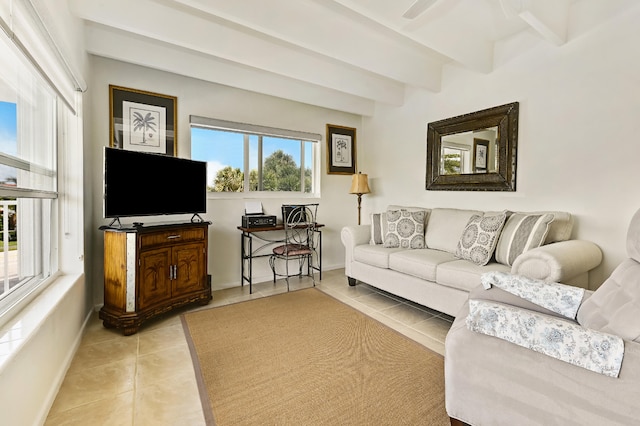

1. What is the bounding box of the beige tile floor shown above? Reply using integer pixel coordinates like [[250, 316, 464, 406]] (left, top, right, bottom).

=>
[[45, 268, 453, 425]]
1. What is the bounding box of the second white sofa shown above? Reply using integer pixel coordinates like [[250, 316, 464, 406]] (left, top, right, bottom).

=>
[[341, 206, 603, 317]]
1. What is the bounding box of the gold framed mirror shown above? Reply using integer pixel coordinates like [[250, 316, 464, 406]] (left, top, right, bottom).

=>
[[426, 102, 519, 191]]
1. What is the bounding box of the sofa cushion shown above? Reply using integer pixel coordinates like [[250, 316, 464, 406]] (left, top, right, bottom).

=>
[[494, 212, 554, 266], [455, 213, 507, 266], [354, 244, 405, 269], [436, 259, 510, 292], [383, 210, 426, 249], [577, 258, 640, 343], [370, 212, 388, 245], [388, 249, 458, 282], [425, 208, 482, 254]]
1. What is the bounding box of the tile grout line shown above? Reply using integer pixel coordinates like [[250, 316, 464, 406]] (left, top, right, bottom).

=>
[[131, 334, 140, 426]]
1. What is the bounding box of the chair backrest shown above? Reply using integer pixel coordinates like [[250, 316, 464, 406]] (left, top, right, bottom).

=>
[[281, 204, 318, 247], [282, 204, 317, 226]]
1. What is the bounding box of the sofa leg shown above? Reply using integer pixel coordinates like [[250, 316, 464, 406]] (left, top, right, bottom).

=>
[[450, 417, 471, 426], [347, 276, 356, 286]]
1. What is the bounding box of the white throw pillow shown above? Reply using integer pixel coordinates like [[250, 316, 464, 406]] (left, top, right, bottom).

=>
[[383, 210, 426, 249], [495, 213, 554, 266], [455, 213, 507, 266]]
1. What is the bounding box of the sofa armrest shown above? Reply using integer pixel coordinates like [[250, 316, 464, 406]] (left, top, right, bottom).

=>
[[466, 299, 624, 377], [468, 284, 593, 320], [341, 225, 371, 249], [341, 225, 371, 276], [511, 240, 602, 284]]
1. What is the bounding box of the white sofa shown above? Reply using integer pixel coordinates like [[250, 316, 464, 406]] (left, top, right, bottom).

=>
[[341, 206, 603, 317], [445, 207, 640, 425]]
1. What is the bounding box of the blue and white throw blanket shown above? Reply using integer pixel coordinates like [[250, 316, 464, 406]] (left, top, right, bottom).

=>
[[467, 299, 625, 378], [480, 271, 585, 319]]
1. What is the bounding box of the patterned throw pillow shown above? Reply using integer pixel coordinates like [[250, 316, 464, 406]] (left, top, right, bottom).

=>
[[455, 213, 507, 266], [495, 213, 554, 266], [369, 212, 388, 245], [383, 210, 426, 249]]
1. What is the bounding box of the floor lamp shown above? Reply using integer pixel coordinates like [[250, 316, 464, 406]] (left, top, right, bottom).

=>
[[349, 172, 371, 225]]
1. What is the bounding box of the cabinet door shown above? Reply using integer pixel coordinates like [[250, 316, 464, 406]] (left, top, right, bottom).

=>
[[172, 242, 206, 296], [138, 246, 173, 310]]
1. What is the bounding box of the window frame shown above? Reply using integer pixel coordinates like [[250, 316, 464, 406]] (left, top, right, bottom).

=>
[[0, 12, 66, 323]]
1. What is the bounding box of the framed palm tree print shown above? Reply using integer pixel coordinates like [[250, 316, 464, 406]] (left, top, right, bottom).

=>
[[109, 85, 177, 156]]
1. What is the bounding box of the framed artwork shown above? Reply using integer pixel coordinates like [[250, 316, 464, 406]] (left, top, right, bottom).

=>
[[326, 124, 356, 175], [109, 85, 177, 156], [473, 138, 489, 173]]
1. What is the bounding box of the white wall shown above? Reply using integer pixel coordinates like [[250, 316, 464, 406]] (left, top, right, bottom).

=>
[[360, 7, 640, 289], [88, 56, 361, 303]]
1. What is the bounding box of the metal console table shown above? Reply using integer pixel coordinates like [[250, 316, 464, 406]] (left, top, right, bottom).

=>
[[238, 223, 323, 293]]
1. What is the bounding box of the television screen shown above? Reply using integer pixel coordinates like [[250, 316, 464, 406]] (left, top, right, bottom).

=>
[[104, 147, 207, 218]]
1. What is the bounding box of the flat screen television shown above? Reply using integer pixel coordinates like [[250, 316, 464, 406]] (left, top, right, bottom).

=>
[[103, 147, 207, 220]]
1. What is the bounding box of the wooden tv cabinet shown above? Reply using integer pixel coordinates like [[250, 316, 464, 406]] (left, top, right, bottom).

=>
[[99, 221, 212, 335]]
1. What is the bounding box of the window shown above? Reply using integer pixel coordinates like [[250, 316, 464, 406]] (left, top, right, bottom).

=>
[[190, 116, 320, 194], [0, 23, 59, 314], [441, 144, 470, 175]]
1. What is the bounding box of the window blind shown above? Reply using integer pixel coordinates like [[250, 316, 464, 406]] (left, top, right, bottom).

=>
[[190, 115, 321, 142]]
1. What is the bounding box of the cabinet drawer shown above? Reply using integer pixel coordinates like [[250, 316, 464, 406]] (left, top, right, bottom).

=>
[[139, 228, 206, 249]]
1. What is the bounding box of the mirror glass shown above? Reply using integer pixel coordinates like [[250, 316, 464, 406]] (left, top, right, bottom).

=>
[[426, 102, 519, 191], [441, 127, 498, 175]]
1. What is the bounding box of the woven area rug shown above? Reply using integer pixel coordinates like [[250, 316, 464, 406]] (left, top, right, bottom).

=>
[[181, 288, 448, 425]]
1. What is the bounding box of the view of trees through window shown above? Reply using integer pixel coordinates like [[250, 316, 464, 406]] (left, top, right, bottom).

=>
[[442, 147, 468, 175], [191, 127, 315, 193], [443, 152, 462, 174]]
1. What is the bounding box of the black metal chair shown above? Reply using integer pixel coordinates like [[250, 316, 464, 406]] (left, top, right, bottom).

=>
[[269, 204, 319, 291]]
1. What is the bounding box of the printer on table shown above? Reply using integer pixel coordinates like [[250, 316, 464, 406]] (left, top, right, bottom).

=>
[[241, 201, 276, 228]]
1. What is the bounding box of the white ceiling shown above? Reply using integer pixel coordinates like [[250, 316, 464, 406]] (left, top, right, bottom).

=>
[[67, 0, 635, 115]]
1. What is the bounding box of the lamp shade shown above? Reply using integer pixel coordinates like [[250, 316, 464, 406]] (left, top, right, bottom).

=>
[[349, 172, 371, 195]]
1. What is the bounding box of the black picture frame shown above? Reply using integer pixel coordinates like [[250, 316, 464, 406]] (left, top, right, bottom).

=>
[[326, 124, 356, 175], [109, 85, 177, 156], [473, 138, 489, 173]]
